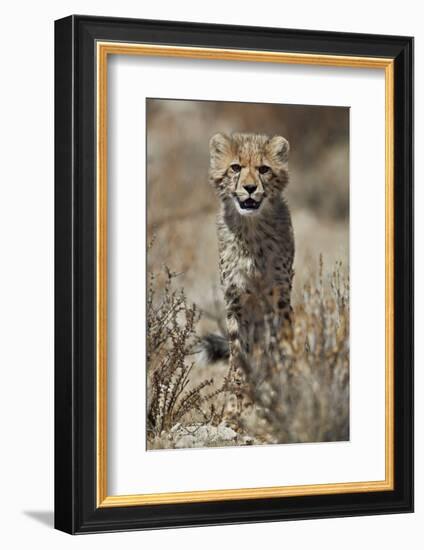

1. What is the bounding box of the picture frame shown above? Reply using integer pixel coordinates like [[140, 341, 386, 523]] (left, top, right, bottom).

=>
[[54, 15, 414, 534]]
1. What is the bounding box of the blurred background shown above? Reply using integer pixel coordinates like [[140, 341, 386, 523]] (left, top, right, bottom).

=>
[[146, 98, 349, 326]]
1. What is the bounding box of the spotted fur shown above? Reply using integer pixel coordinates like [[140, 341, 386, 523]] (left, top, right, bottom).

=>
[[209, 132, 295, 379]]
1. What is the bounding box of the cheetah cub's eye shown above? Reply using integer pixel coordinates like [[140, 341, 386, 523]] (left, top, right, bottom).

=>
[[230, 163, 242, 173], [258, 165, 270, 175]]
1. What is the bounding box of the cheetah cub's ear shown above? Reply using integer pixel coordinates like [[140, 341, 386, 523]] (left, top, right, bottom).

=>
[[266, 135, 290, 165], [209, 133, 233, 185], [209, 132, 232, 161]]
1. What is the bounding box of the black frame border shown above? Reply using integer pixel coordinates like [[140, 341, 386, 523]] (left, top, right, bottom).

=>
[[54, 15, 414, 534]]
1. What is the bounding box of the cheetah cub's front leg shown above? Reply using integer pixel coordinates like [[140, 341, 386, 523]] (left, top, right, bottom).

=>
[[223, 285, 249, 413], [268, 284, 294, 345]]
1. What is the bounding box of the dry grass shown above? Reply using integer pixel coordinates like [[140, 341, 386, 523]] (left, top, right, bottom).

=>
[[147, 252, 349, 450]]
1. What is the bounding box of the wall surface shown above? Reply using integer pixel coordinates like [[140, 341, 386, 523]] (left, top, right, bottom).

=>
[[0, 1, 420, 547]]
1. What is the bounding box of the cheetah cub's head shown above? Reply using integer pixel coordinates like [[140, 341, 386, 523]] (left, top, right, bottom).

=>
[[209, 132, 289, 217]]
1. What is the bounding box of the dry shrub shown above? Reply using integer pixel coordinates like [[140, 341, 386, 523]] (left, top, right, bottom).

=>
[[240, 256, 349, 444], [147, 265, 206, 437], [146, 252, 227, 447]]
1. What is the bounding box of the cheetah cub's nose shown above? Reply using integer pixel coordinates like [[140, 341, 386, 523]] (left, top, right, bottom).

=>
[[243, 184, 257, 195]]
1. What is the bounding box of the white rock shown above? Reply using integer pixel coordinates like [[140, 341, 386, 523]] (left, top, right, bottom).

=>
[[170, 422, 238, 449]]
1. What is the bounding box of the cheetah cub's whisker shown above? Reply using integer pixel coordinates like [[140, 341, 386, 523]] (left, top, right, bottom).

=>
[[204, 132, 295, 404]]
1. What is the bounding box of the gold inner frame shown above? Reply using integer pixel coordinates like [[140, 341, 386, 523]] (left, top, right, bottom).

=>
[[96, 42, 395, 508]]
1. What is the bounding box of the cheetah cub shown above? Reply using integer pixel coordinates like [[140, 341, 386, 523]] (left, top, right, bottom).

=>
[[207, 132, 295, 388]]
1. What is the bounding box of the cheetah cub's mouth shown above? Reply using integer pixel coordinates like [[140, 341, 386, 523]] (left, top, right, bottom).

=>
[[236, 196, 263, 212]]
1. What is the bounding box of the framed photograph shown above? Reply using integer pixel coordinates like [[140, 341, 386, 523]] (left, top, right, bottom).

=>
[[54, 15, 413, 534]]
